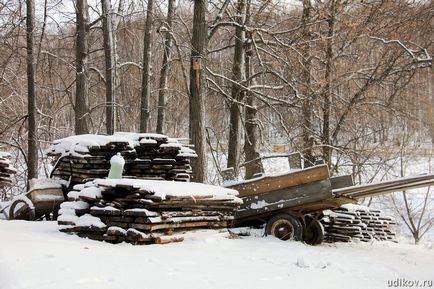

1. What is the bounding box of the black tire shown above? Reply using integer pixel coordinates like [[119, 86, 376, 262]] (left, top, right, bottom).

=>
[[9, 198, 35, 221], [303, 217, 324, 245], [265, 213, 303, 241]]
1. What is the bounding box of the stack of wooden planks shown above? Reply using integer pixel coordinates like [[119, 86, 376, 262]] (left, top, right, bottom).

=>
[[0, 153, 16, 187], [46, 133, 196, 185], [321, 204, 396, 243], [57, 179, 242, 244]]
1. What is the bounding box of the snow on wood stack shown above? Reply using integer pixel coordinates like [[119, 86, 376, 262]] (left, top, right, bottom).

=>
[[0, 152, 17, 187], [58, 179, 242, 244], [321, 204, 396, 243], [46, 133, 197, 184]]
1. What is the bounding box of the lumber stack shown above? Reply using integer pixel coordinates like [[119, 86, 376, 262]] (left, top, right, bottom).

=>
[[57, 178, 242, 244], [0, 152, 17, 187], [321, 204, 396, 243], [46, 133, 196, 185]]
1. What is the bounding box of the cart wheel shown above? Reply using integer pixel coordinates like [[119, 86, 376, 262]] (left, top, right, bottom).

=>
[[265, 214, 303, 241], [303, 217, 324, 245], [9, 198, 35, 221]]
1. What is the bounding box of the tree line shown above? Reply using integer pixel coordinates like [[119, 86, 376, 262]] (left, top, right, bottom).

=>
[[0, 0, 432, 192]]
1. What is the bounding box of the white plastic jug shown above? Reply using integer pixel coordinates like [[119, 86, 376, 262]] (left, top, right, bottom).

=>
[[108, 153, 125, 179]]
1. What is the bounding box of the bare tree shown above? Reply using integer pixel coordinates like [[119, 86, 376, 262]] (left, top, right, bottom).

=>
[[101, 0, 116, 134], [300, 0, 316, 167], [244, 34, 263, 179], [189, 0, 208, 182], [387, 138, 434, 244], [75, 0, 90, 134], [226, 0, 246, 176], [156, 0, 176, 134], [140, 0, 154, 132], [26, 0, 38, 183]]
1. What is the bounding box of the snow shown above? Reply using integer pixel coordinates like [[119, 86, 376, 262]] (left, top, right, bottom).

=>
[[46, 133, 197, 159], [78, 187, 102, 200], [60, 201, 89, 210], [160, 143, 182, 149], [107, 226, 127, 236], [1, 221, 434, 289], [75, 214, 106, 228], [90, 206, 119, 212], [123, 208, 159, 217], [28, 178, 64, 191], [93, 179, 242, 202], [46, 134, 134, 157], [250, 200, 269, 209], [0, 152, 11, 158], [57, 214, 78, 224], [177, 146, 198, 158], [0, 201, 11, 220], [11, 195, 35, 210], [340, 203, 370, 213], [140, 138, 158, 145]]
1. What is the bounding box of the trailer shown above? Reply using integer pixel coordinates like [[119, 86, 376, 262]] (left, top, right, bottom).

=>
[[226, 157, 434, 245]]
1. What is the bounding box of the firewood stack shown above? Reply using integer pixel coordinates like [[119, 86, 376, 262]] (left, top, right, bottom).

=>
[[321, 204, 396, 243], [57, 179, 242, 244], [0, 152, 17, 187], [46, 133, 197, 185]]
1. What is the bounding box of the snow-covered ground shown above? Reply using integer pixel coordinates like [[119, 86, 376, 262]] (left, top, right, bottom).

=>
[[1, 220, 433, 289]]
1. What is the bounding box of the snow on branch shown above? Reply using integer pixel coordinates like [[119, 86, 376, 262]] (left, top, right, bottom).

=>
[[369, 36, 433, 67]]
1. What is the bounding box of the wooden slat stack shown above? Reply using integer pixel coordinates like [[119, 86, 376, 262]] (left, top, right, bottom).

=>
[[58, 179, 242, 244], [46, 133, 196, 185], [0, 152, 17, 187], [321, 204, 396, 243]]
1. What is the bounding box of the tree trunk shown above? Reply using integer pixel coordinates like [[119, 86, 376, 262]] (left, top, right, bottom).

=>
[[322, 0, 338, 167], [300, 0, 315, 167], [140, 0, 154, 133], [102, 0, 115, 134], [189, 0, 208, 183], [244, 29, 263, 180], [75, 0, 90, 135], [156, 0, 175, 134], [26, 0, 38, 183], [227, 0, 246, 177]]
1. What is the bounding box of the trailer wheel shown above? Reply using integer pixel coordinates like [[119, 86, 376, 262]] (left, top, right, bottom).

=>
[[303, 217, 324, 245], [265, 214, 302, 241], [9, 198, 35, 221]]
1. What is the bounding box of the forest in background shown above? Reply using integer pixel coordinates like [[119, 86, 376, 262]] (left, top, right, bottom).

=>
[[0, 0, 433, 243], [0, 0, 433, 208]]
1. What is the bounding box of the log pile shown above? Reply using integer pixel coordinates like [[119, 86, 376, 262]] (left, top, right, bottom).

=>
[[321, 204, 396, 243], [0, 152, 16, 187], [57, 178, 242, 244], [46, 133, 196, 185]]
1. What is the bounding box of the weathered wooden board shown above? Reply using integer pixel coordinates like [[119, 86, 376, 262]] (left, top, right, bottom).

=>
[[228, 165, 330, 197], [330, 175, 354, 190], [234, 179, 332, 220], [334, 173, 434, 199]]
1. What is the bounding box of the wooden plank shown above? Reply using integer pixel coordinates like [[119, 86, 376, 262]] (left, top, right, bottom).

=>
[[330, 175, 354, 190], [333, 173, 434, 197], [130, 220, 228, 231], [228, 165, 330, 197], [234, 179, 332, 220]]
